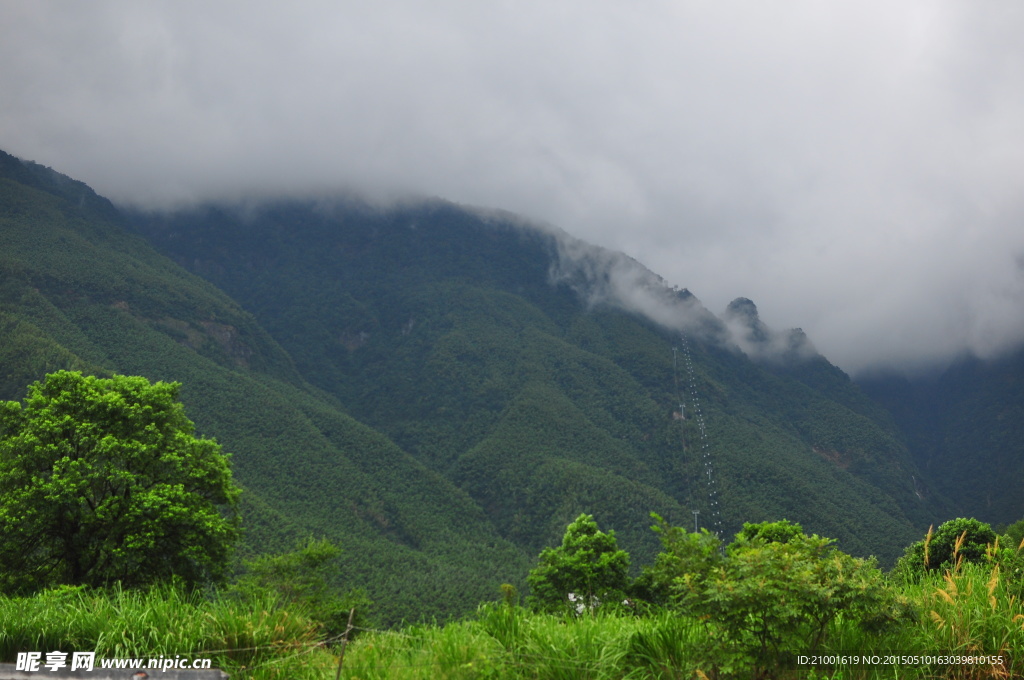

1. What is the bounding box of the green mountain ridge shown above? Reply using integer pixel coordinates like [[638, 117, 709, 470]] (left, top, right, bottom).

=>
[[2, 148, 981, 622], [128, 192, 939, 561]]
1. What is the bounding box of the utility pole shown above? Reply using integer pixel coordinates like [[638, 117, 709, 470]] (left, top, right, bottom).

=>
[[692, 509, 700, 533]]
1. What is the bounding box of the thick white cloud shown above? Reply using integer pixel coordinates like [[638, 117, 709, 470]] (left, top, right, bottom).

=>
[[2, 0, 1023, 373]]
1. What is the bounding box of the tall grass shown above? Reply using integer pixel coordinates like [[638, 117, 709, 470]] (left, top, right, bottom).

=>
[[5, 563, 1024, 679], [0, 584, 335, 679], [340, 578, 1024, 680], [338, 619, 507, 679], [898, 562, 1024, 679], [621, 612, 707, 679], [341, 605, 712, 680]]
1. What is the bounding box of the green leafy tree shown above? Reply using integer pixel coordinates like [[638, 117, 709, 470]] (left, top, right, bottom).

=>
[[0, 371, 240, 593], [527, 513, 630, 613], [894, 517, 998, 579], [633, 512, 722, 608]]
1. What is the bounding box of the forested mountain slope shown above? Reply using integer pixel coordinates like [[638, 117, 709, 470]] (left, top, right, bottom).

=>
[[132, 196, 942, 564], [860, 352, 1024, 527], [0, 150, 528, 623], [1, 148, 956, 624]]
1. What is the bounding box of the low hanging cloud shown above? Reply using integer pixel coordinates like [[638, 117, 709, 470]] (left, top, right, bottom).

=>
[[549, 232, 724, 339], [2, 1, 1024, 374], [550, 235, 816, 365]]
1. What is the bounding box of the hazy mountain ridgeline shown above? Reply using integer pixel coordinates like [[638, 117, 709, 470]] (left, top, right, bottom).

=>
[[131, 194, 940, 563], [0, 150, 529, 623]]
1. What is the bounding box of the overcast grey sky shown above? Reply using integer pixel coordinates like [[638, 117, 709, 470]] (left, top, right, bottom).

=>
[[2, 1, 1023, 374]]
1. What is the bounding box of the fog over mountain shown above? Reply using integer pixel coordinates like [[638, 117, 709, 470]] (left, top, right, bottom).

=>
[[3, 1, 1024, 374]]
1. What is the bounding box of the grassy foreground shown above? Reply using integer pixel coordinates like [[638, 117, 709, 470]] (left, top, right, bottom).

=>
[[0, 585, 335, 680], [3, 561, 1022, 679], [342, 564, 1024, 679]]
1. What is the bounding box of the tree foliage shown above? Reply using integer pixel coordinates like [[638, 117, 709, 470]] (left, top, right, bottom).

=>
[[527, 513, 630, 613], [711, 532, 901, 672], [1004, 517, 1024, 550], [731, 518, 804, 547], [633, 512, 722, 607], [644, 519, 907, 678], [0, 371, 240, 593], [894, 517, 998, 579]]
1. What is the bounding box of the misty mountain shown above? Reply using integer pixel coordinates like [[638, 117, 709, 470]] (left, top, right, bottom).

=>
[[2, 148, 980, 622], [129, 193, 939, 560]]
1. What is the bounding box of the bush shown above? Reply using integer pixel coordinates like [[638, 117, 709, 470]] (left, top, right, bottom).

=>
[[649, 520, 908, 678], [227, 537, 371, 638]]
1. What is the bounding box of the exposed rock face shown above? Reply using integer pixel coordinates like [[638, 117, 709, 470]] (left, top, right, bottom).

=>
[[723, 297, 817, 363], [199, 320, 253, 365], [724, 297, 770, 345]]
